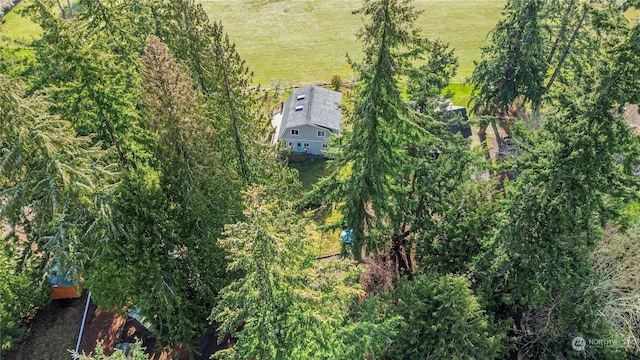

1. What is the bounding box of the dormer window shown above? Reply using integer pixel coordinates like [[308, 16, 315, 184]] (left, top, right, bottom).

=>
[[296, 94, 306, 100], [317, 130, 326, 137], [295, 105, 304, 111], [290, 129, 299, 135]]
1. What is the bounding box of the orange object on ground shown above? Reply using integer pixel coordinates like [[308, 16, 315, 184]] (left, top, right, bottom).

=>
[[49, 266, 82, 299], [51, 283, 81, 299]]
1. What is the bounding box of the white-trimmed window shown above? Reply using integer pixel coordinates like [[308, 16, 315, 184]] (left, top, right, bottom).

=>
[[317, 130, 326, 137], [291, 129, 299, 135], [288, 142, 293, 147], [303, 143, 310, 148], [322, 143, 329, 149]]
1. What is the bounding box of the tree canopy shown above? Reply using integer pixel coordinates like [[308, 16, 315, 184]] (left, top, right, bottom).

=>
[[1, 0, 640, 359]]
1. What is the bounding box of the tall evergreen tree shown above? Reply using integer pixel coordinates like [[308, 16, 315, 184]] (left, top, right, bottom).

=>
[[28, 0, 148, 170], [201, 21, 258, 184], [487, 20, 640, 359], [0, 73, 115, 280], [469, 0, 547, 116], [470, 0, 632, 118], [380, 273, 507, 359], [315, 0, 424, 260], [155, 0, 212, 95], [212, 186, 399, 360], [406, 39, 458, 112], [541, 0, 588, 94], [468, 0, 547, 157], [158, 0, 292, 189], [86, 35, 237, 349], [0, 78, 53, 351], [24, 1, 297, 350], [402, 35, 495, 277]]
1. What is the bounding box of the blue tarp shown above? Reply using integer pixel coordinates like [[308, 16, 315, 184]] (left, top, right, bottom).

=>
[[48, 266, 75, 287], [340, 229, 353, 244]]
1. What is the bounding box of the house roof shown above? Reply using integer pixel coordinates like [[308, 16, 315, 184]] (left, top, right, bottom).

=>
[[275, 86, 342, 141], [445, 104, 469, 121]]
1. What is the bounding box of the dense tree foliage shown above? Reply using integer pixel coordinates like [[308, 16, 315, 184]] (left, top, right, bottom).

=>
[[479, 12, 640, 359], [469, 0, 635, 154], [2, 0, 295, 353], [88, 35, 239, 347], [1, 0, 640, 358], [0, 234, 48, 354], [0, 70, 110, 353], [76, 341, 149, 360], [212, 186, 399, 359], [29, 0, 146, 169], [315, 0, 425, 260], [470, 0, 547, 116], [0, 72, 114, 276], [406, 39, 458, 112], [380, 274, 506, 359], [158, 0, 292, 189]]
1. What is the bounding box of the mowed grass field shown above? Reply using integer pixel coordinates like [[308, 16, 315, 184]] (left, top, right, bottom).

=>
[[0, 1, 41, 51], [1, 0, 505, 87], [201, 0, 505, 87]]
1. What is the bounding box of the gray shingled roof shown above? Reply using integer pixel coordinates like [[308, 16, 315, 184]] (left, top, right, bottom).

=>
[[276, 86, 342, 140]]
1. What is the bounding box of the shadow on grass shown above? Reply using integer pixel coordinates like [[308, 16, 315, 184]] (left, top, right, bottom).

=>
[[290, 155, 329, 192], [289, 156, 342, 256]]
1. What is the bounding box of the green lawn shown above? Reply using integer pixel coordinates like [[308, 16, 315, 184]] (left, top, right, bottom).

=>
[[317, 209, 342, 256], [1, 0, 504, 86], [447, 83, 473, 108], [201, 0, 505, 87], [289, 157, 343, 256], [4, 1, 640, 90], [292, 156, 329, 191], [0, 0, 40, 49]]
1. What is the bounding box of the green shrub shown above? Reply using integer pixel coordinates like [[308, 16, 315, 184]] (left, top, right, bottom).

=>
[[75, 340, 149, 360], [380, 273, 508, 359], [0, 241, 49, 354], [331, 74, 342, 91]]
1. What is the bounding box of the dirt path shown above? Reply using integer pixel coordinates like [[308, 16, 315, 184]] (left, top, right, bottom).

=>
[[77, 300, 126, 357], [6, 295, 87, 360], [5, 293, 190, 360]]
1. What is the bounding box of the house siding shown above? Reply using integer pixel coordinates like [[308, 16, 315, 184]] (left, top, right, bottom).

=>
[[283, 124, 330, 155]]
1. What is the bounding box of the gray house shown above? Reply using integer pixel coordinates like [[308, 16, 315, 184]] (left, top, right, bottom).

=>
[[272, 85, 342, 156]]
